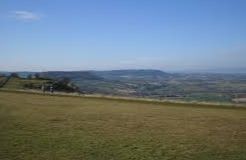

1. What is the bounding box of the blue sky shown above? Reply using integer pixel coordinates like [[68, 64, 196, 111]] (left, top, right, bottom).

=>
[[1, 0, 246, 71]]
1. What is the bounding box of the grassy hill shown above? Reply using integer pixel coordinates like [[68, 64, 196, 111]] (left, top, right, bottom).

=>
[[1, 77, 48, 90], [0, 77, 79, 93], [0, 91, 245, 160]]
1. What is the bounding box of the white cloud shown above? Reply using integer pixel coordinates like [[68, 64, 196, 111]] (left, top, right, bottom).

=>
[[10, 11, 41, 21]]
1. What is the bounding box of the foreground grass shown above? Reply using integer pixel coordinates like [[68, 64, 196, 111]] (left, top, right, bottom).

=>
[[0, 92, 245, 160]]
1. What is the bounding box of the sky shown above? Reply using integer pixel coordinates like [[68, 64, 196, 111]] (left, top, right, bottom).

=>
[[1, 0, 246, 72]]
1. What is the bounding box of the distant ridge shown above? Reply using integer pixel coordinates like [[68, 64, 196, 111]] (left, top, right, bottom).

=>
[[37, 69, 169, 81], [92, 69, 169, 80], [40, 71, 103, 81], [1, 69, 169, 80]]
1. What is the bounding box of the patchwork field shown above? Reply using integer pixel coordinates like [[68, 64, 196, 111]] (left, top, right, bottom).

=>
[[0, 91, 245, 160]]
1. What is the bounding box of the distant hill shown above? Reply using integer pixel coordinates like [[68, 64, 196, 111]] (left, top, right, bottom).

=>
[[40, 71, 103, 81], [38, 70, 169, 81], [0, 70, 169, 81], [0, 72, 37, 78], [92, 69, 170, 80]]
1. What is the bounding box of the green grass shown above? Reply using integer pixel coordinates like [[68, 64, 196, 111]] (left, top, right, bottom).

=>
[[0, 91, 245, 160]]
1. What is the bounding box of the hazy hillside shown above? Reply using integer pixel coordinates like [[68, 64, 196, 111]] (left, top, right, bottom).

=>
[[37, 69, 169, 81], [40, 71, 103, 81], [92, 69, 170, 80]]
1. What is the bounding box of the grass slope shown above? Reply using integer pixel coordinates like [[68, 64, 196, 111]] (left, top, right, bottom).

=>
[[0, 91, 245, 160]]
